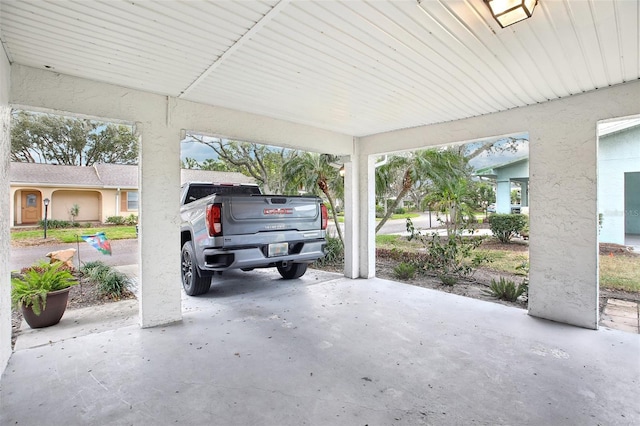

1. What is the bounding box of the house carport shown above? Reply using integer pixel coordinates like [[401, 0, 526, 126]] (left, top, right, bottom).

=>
[[1, 1, 639, 423]]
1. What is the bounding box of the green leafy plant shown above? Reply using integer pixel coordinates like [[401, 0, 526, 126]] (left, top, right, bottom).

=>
[[406, 218, 486, 285], [483, 277, 527, 302], [516, 261, 529, 291], [488, 214, 527, 243], [69, 203, 80, 224], [80, 261, 131, 299], [105, 216, 125, 225], [313, 237, 344, 268], [393, 262, 417, 280], [124, 214, 138, 226], [38, 219, 76, 229], [11, 261, 78, 315]]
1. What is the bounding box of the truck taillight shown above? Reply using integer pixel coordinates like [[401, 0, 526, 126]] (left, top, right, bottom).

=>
[[206, 203, 222, 236], [321, 204, 328, 230]]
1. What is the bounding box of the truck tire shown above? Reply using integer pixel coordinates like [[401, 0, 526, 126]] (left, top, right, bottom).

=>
[[181, 241, 211, 296], [277, 262, 308, 279]]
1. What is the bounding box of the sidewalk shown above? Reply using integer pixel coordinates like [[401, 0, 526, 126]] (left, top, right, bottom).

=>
[[601, 298, 640, 334]]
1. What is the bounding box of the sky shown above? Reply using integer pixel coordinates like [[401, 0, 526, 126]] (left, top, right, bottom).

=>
[[467, 137, 529, 171], [180, 140, 216, 164]]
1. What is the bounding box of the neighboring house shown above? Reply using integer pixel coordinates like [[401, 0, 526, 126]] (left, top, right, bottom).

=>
[[476, 156, 529, 214], [598, 119, 640, 245], [9, 162, 255, 226], [475, 119, 640, 245]]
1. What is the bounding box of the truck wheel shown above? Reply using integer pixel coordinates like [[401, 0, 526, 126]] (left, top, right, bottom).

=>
[[181, 241, 211, 296], [277, 262, 308, 279]]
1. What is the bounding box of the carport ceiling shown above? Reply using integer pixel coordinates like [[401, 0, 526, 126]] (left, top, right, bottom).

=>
[[1, 0, 638, 137]]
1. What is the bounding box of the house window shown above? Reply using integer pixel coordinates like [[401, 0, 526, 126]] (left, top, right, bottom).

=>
[[127, 191, 138, 211], [26, 194, 37, 207]]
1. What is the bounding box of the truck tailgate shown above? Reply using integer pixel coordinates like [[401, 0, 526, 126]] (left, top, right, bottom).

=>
[[223, 195, 321, 235]]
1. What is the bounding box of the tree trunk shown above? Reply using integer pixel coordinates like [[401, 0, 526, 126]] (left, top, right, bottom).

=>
[[375, 187, 410, 233], [324, 190, 344, 244]]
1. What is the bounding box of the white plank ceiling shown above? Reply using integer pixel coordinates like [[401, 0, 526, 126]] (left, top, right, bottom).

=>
[[1, 0, 638, 137]]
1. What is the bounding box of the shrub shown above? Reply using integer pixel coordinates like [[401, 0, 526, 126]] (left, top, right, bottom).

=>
[[425, 233, 485, 285], [80, 261, 131, 299], [105, 216, 125, 225], [406, 218, 488, 286], [393, 262, 416, 280], [314, 237, 344, 267], [38, 219, 74, 229], [488, 214, 527, 243], [124, 214, 138, 226], [69, 204, 80, 224], [483, 277, 527, 302], [394, 207, 406, 215]]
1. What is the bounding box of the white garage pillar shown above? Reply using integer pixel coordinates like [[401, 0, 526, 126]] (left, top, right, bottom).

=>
[[136, 121, 182, 328], [356, 154, 376, 279], [528, 123, 600, 329], [0, 50, 11, 374], [342, 153, 359, 279]]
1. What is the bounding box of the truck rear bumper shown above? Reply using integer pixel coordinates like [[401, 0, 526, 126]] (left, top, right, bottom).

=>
[[199, 239, 326, 274]]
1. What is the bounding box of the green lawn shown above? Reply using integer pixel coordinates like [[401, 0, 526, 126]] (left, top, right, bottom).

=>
[[600, 254, 640, 292], [11, 226, 137, 243]]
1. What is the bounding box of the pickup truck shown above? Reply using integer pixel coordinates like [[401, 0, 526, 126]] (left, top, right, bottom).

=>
[[180, 182, 328, 295]]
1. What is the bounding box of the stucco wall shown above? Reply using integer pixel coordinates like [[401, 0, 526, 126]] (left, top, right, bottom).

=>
[[598, 126, 640, 244], [51, 190, 101, 222], [7, 64, 640, 333], [0, 50, 12, 375], [359, 81, 640, 329], [9, 65, 355, 331]]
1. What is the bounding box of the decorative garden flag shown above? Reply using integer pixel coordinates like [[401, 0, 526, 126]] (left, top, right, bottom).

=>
[[81, 232, 112, 255]]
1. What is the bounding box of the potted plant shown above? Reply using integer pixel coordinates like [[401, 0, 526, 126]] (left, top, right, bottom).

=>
[[11, 261, 78, 328]]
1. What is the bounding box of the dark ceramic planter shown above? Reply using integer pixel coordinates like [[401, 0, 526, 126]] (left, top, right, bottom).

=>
[[21, 287, 71, 329]]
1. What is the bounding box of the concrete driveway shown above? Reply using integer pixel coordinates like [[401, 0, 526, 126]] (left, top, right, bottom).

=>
[[2, 267, 639, 425]]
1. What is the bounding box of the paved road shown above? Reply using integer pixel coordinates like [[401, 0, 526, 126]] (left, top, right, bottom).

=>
[[10, 238, 139, 271], [377, 211, 446, 235], [10, 213, 466, 270]]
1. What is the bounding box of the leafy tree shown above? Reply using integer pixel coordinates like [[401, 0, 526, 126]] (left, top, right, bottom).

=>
[[283, 153, 344, 244], [181, 157, 200, 169], [200, 158, 232, 172], [183, 135, 299, 194], [424, 176, 476, 236], [11, 111, 138, 165], [475, 182, 495, 216]]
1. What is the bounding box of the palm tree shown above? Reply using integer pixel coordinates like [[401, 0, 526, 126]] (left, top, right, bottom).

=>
[[283, 153, 344, 244], [375, 149, 467, 233], [424, 177, 475, 236]]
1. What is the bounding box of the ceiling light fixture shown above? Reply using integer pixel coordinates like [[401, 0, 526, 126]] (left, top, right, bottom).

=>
[[484, 0, 538, 28]]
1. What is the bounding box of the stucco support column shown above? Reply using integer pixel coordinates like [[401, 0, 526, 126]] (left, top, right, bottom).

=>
[[343, 154, 359, 278], [528, 123, 599, 329], [136, 121, 182, 328], [496, 179, 511, 213], [356, 154, 376, 278], [0, 53, 11, 375]]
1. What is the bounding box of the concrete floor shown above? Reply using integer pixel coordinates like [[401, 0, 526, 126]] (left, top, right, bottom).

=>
[[2, 268, 639, 426]]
